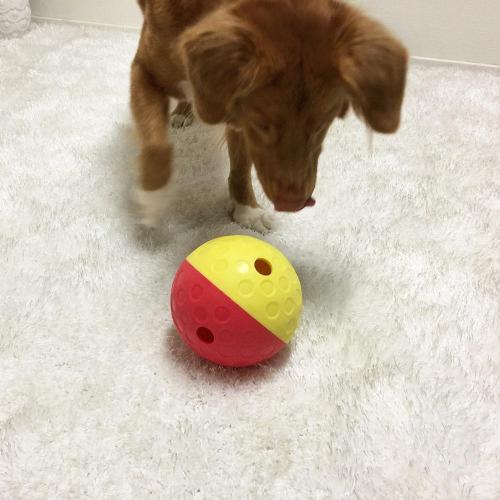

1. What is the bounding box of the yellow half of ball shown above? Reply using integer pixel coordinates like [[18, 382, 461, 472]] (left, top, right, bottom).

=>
[[186, 235, 302, 344]]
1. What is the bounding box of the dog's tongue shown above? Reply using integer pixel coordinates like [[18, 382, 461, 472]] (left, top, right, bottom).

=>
[[304, 197, 316, 208]]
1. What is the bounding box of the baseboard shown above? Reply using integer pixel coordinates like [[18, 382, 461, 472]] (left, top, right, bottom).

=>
[[32, 17, 500, 70], [412, 55, 500, 70], [32, 15, 140, 32]]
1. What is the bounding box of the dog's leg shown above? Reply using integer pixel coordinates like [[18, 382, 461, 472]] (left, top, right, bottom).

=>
[[171, 101, 194, 129], [130, 60, 173, 228], [226, 127, 274, 233]]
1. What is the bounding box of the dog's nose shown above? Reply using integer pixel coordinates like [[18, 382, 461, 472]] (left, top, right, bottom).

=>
[[274, 197, 316, 212]]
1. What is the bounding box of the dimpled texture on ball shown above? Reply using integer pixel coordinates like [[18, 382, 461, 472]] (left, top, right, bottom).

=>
[[171, 260, 285, 367], [186, 235, 302, 343]]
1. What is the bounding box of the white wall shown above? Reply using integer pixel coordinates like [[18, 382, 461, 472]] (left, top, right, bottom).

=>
[[355, 0, 500, 66], [31, 0, 142, 28], [31, 0, 500, 66]]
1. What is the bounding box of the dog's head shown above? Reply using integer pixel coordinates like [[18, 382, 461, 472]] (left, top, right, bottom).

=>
[[179, 0, 408, 211]]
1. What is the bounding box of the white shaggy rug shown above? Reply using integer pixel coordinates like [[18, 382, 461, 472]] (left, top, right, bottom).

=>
[[1, 22, 500, 499]]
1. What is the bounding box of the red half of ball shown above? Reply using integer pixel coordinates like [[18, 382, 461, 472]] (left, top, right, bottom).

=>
[[171, 261, 285, 367]]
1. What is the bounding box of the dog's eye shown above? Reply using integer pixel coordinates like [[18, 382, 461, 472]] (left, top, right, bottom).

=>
[[255, 122, 273, 134], [249, 120, 278, 144], [246, 107, 275, 132]]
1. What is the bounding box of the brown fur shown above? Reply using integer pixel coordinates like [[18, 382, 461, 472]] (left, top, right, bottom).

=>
[[131, 0, 407, 213]]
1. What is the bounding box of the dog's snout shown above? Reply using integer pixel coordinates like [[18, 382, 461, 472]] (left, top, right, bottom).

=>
[[268, 181, 317, 212], [274, 194, 316, 212], [254, 162, 318, 213]]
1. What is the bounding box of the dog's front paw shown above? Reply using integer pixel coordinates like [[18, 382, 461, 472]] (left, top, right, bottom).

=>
[[230, 202, 276, 233], [133, 184, 172, 228]]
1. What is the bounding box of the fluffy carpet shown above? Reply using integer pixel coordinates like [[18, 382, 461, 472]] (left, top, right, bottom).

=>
[[1, 22, 500, 499]]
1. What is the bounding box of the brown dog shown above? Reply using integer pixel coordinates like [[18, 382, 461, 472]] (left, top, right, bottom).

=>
[[131, 0, 407, 230]]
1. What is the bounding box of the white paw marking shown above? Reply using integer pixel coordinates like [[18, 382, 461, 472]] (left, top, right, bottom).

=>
[[171, 113, 194, 129], [133, 183, 172, 228], [230, 202, 276, 233]]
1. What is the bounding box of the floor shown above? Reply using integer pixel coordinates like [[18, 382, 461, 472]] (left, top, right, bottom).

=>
[[1, 22, 500, 499]]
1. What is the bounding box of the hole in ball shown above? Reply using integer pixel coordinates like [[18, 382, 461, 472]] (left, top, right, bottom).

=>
[[196, 327, 214, 344], [255, 258, 272, 276]]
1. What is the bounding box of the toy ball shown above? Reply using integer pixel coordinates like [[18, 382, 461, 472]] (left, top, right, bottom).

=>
[[171, 235, 302, 367]]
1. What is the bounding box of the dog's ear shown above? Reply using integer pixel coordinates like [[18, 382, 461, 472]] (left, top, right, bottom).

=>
[[179, 11, 279, 124], [333, 8, 408, 133]]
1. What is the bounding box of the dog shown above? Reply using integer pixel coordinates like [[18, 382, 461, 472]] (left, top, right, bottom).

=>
[[131, 0, 408, 231]]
